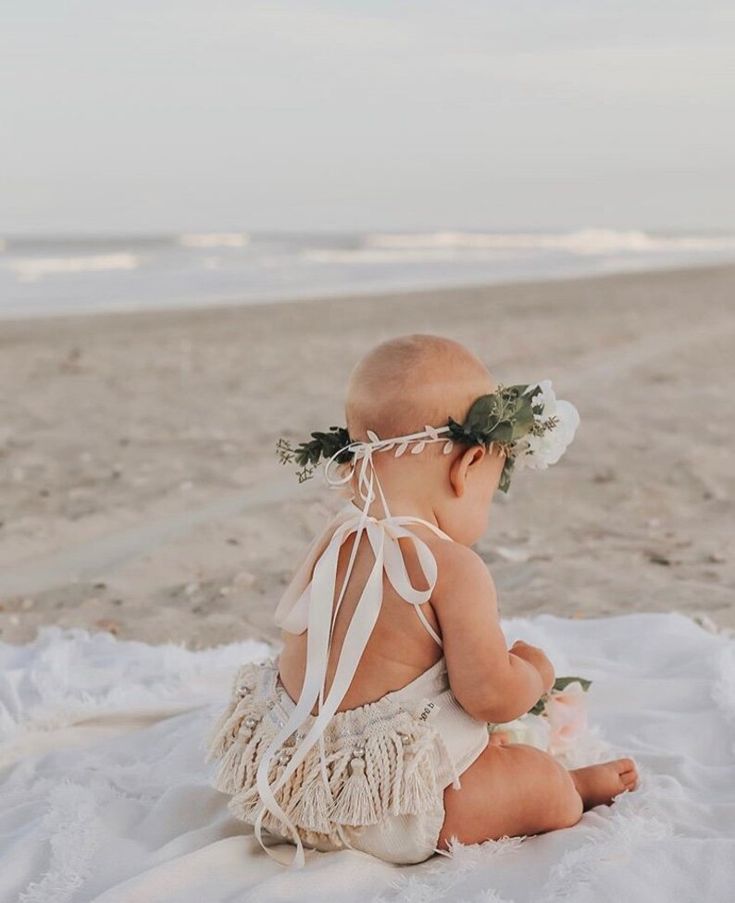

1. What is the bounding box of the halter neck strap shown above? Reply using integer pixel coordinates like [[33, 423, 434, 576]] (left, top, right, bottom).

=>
[[261, 494, 451, 866]]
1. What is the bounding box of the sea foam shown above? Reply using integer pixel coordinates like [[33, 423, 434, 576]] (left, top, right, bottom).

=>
[[365, 229, 735, 256], [7, 253, 140, 283], [3, 229, 735, 317], [178, 233, 250, 248]]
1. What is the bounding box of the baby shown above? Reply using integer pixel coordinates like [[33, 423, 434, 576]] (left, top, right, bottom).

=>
[[209, 334, 638, 867]]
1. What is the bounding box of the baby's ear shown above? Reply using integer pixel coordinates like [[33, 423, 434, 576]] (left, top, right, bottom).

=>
[[466, 445, 487, 467], [449, 445, 486, 497]]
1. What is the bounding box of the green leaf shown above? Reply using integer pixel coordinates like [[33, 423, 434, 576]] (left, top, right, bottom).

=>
[[553, 676, 592, 692], [498, 458, 514, 493], [464, 395, 497, 435], [490, 421, 514, 443], [529, 696, 546, 716], [276, 425, 352, 481], [510, 404, 535, 438]]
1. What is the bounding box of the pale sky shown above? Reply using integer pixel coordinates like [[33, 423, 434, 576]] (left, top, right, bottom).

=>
[[2, 1, 734, 234]]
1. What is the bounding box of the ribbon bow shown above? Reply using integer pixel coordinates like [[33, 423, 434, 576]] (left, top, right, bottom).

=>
[[259, 443, 450, 866]]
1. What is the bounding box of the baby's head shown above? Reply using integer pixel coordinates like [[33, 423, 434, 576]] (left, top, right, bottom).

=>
[[345, 334, 504, 545]]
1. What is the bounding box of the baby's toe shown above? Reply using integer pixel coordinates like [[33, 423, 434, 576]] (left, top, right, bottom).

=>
[[619, 759, 639, 790]]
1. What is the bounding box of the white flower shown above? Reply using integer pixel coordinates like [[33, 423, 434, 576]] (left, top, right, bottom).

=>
[[515, 380, 580, 471], [492, 713, 551, 750], [545, 681, 589, 755]]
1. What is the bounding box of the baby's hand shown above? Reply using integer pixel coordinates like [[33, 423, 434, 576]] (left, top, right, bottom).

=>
[[510, 640, 555, 694]]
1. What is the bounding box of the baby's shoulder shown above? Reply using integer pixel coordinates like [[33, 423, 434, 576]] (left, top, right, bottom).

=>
[[426, 536, 498, 606]]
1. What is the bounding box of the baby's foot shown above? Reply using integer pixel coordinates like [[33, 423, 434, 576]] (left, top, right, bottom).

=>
[[570, 758, 639, 810]]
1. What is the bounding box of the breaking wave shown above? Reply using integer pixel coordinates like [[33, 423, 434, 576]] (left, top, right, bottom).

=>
[[6, 253, 140, 283], [364, 229, 735, 256], [178, 233, 250, 248]]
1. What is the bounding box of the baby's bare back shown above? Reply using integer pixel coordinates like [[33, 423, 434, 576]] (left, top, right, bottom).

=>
[[278, 529, 444, 712]]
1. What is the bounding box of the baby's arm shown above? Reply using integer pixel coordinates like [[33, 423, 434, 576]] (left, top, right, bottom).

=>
[[431, 542, 555, 723]]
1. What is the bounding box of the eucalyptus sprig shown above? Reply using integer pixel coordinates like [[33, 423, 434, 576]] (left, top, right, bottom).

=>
[[529, 676, 592, 716], [276, 426, 352, 483], [274, 382, 568, 492], [446, 383, 552, 492]]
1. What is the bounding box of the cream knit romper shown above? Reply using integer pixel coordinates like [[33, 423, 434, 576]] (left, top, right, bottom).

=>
[[208, 501, 490, 866]]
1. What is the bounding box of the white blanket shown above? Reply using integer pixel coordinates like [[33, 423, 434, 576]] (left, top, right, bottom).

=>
[[1, 613, 734, 903]]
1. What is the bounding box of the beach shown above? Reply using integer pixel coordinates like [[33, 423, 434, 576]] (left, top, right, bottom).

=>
[[1, 263, 733, 647]]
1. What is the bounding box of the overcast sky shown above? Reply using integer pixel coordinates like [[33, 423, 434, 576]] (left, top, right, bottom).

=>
[[2, 1, 734, 234]]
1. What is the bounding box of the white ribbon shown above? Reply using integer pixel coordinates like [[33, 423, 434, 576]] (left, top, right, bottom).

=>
[[258, 442, 451, 866]]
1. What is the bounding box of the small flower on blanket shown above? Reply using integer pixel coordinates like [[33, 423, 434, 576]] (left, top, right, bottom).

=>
[[490, 676, 591, 755], [491, 712, 551, 749]]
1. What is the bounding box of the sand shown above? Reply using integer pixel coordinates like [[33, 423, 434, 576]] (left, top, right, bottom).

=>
[[1, 264, 733, 647]]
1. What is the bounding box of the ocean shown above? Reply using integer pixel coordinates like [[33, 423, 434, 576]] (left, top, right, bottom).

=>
[[2, 229, 735, 318]]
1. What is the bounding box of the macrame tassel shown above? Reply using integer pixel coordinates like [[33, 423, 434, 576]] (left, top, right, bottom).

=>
[[228, 785, 262, 822], [288, 750, 334, 834], [206, 707, 238, 760], [388, 732, 406, 815], [206, 665, 259, 760], [212, 711, 274, 795], [363, 735, 390, 820], [214, 733, 252, 794], [233, 753, 296, 836], [289, 767, 334, 834], [330, 753, 379, 826], [269, 762, 295, 831], [207, 701, 259, 761], [277, 756, 304, 815], [209, 672, 446, 839], [398, 739, 438, 816]]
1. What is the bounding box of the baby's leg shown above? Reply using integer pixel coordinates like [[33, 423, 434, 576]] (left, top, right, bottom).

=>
[[438, 743, 637, 848]]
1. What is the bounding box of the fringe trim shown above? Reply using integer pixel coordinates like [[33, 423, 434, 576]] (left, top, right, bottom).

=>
[[207, 663, 444, 842]]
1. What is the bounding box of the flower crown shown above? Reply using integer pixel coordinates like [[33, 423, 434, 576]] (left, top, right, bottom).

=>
[[276, 380, 579, 493]]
